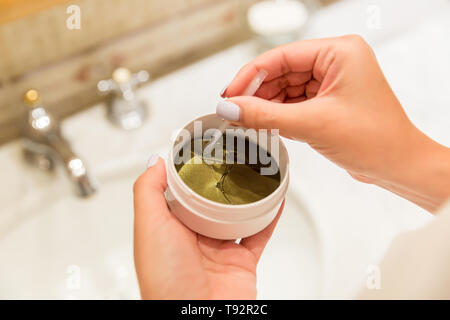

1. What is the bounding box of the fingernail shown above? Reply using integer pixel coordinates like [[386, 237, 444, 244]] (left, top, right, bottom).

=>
[[220, 83, 229, 98], [216, 100, 240, 121], [147, 154, 159, 168]]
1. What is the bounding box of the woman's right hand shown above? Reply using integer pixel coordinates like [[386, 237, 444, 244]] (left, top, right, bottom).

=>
[[217, 35, 450, 212]]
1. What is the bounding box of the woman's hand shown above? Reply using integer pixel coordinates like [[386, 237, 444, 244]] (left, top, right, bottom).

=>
[[133, 156, 283, 299], [218, 35, 450, 212]]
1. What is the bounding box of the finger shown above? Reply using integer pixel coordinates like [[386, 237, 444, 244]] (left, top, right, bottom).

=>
[[217, 95, 323, 140], [240, 200, 285, 261], [133, 156, 171, 228], [225, 39, 330, 97], [255, 76, 289, 100], [284, 71, 313, 86], [254, 72, 311, 100], [270, 89, 287, 103], [285, 96, 307, 103], [305, 79, 321, 99], [286, 85, 306, 98]]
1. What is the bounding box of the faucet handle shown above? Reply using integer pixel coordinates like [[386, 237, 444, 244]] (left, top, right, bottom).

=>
[[131, 69, 150, 86], [23, 89, 41, 108], [97, 67, 149, 130], [97, 67, 150, 93], [23, 89, 57, 134], [112, 67, 131, 84]]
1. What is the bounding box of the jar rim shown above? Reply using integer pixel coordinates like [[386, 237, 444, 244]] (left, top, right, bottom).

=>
[[167, 113, 290, 220]]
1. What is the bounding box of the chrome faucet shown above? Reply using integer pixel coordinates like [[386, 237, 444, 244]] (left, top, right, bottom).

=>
[[21, 89, 97, 197], [97, 67, 150, 130]]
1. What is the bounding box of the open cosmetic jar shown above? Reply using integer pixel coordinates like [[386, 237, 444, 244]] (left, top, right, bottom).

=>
[[165, 113, 289, 240]]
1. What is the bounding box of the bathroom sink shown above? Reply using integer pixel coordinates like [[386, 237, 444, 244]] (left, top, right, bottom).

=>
[[257, 186, 322, 299], [1, 0, 449, 299], [0, 154, 142, 299], [0, 149, 321, 299], [0, 36, 322, 299]]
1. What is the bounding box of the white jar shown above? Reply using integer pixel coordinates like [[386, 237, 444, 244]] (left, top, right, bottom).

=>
[[165, 114, 289, 240]]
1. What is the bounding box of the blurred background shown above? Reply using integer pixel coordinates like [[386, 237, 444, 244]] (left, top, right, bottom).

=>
[[0, 0, 449, 299]]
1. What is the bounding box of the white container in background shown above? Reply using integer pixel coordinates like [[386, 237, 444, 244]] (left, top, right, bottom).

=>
[[165, 114, 290, 240], [247, 0, 309, 47]]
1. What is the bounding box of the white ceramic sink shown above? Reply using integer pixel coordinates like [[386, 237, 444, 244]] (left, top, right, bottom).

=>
[[0, 160, 140, 299]]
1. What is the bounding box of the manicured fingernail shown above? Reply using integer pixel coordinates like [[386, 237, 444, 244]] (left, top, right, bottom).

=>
[[147, 154, 159, 168], [216, 100, 240, 121]]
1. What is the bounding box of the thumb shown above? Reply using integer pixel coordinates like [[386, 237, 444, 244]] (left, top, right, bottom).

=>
[[133, 154, 171, 226], [216, 96, 321, 140]]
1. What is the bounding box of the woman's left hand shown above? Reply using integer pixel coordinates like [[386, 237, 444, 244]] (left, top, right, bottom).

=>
[[133, 156, 283, 299]]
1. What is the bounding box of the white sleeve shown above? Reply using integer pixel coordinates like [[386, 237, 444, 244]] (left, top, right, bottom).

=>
[[359, 200, 450, 299]]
